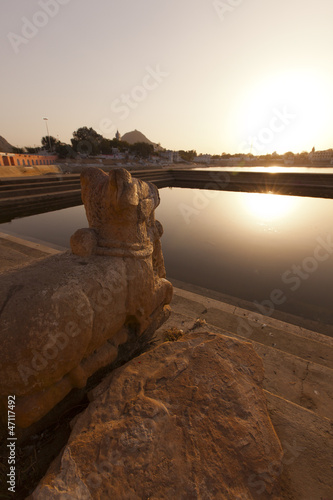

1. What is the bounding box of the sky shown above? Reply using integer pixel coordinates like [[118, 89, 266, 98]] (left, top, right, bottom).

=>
[[1, 0, 333, 155]]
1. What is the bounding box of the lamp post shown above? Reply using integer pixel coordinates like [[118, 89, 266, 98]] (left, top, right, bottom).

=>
[[43, 117, 52, 152]]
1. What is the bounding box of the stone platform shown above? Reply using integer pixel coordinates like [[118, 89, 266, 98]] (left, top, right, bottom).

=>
[[157, 285, 333, 499], [0, 232, 65, 273], [0, 234, 332, 499]]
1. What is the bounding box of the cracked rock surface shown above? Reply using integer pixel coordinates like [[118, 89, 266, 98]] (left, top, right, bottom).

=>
[[31, 332, 283, 500]]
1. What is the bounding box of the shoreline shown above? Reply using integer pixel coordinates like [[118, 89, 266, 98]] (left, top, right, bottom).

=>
[[1, 161, 333, 179], [1, 231, 332, 342]]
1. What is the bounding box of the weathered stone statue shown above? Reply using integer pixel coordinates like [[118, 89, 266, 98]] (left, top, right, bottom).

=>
[[0, 168, 173, 428]]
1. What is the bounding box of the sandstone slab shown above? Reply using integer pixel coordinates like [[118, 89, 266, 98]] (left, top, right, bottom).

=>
[[32, 332, 283, 499]]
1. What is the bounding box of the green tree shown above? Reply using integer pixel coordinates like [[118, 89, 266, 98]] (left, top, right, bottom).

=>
[[41, 135, 58, 151], [130, 142, 154, 158], [71, 127, 103, 156], [12, 147, 25, 154], [55, 143, 76, 159], [99, 138, 113, 154], [178, 150, 197, 162], [25, 146, 40, 154], [110, 138, 130, 152]]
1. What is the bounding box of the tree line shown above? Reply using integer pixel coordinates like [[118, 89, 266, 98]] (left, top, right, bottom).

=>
[[13, 127, 157, 159]]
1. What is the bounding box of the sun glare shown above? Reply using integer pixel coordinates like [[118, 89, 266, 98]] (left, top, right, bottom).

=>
[[243, 192, 297, 221], [237, 69, 332, 153]]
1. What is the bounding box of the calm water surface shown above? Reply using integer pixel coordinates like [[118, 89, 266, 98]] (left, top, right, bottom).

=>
[[1, 178, 333, 328]]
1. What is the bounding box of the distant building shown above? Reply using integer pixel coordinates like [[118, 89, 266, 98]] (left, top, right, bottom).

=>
[[0, 152, 57, 167], [159, 150, 181, 163], [194, 154, 212, 164], [229, 156, 242, 165], [309, 149, 333, 163], [115, 130, 121, 141]]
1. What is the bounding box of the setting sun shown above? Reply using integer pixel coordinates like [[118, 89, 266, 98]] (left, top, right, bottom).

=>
[[236, 69, 332, 155]]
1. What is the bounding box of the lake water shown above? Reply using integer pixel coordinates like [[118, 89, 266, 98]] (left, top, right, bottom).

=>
[[1, 178, 333, 331]]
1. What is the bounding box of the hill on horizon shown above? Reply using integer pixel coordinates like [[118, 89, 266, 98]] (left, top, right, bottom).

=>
[[121, 130, 156, 146], [0, 136, 13, 153]]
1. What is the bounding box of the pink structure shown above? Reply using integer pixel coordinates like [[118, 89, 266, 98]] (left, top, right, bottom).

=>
[[0, 153, 58, 167]]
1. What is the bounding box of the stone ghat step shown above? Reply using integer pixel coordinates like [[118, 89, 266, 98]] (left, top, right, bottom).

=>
[[264, 390, 333, 499], [0, 174, 80, 185], [159, 304, 333, 421], [170, 170, 333, 199], [171, 170, 333, 186], [156, 302, 333, 498], [170, 288, 333, 369], [0, 191, 82, 223], [0, 171, 173, 205], [0, 181, 81, 198], [0, 177, 80, 190], [0, 189, 81, 207], [0, 169, 171, 186], [159, 289, 333, 420], [4, 168, 333, 199]]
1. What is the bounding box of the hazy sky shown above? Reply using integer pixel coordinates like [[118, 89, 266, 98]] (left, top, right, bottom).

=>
[[1, 0, 333, 154]]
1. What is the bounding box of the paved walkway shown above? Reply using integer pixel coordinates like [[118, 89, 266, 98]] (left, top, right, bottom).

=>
[[0, 232, 64, 273]]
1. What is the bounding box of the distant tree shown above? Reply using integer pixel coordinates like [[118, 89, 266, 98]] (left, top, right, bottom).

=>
[[260, 154, 273, 160], [25, 146, 40, 154], [99, 138, 113, 155], [12, 147, 25, 154], [71, 127, 103, 156], [41, 135, 58, 151], [178, 150, 197, 162], [297, 151, 309, 163], [130, 142, 154, 158], [55, 143, 76, 159], [115, 139, 130, 152]]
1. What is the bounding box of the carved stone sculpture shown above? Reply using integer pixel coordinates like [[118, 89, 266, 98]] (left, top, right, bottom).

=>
[[0, 168, 173, 428]]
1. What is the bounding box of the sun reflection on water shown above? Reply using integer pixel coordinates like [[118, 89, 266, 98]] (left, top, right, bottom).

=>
[[242, 192, 298, 221]]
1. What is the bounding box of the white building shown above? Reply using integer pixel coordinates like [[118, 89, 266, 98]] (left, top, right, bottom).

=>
[[194, 154, 212, 163], [159, 150, 181, 163], [309, 149, 333, 163]]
